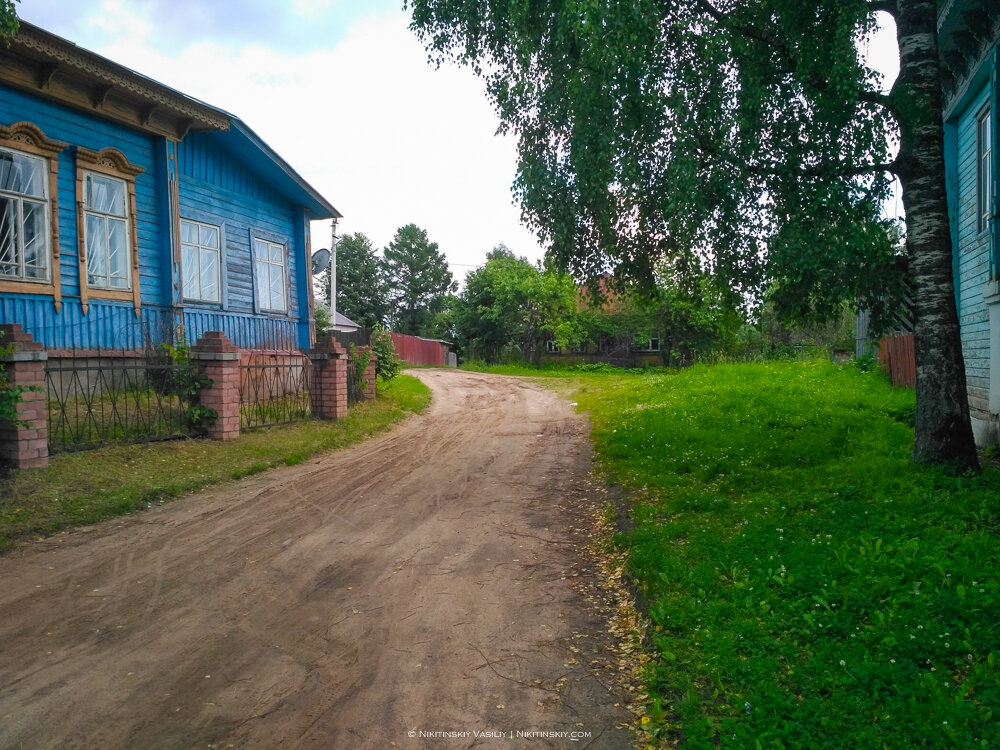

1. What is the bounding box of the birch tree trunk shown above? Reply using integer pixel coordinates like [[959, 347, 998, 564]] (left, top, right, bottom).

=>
[[893, 0, 979, 471]]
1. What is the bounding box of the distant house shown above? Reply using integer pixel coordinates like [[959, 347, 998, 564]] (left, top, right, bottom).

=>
[[0, 22, 340, 354], [543, 276, 662, 368], [940, 2, 1000, 444], [331, 311, 360, 333]]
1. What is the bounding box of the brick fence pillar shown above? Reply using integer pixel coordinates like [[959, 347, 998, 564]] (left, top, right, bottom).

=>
[[309, 334, 348, 419], [360, 346, 377, 401], [0, 324, 48, 469], [189, 331, 241, 441]]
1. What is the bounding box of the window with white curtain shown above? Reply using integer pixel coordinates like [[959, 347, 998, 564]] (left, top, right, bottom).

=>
[[0, 146, 49, 282], [181, 219, 221, 303], [253, 237, 287, 312], [84, 171, 131, 290]]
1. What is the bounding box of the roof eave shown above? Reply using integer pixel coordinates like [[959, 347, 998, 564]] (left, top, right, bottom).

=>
[[227, 120, 342, 220]]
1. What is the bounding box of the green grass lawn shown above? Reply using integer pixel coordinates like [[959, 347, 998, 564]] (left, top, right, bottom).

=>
[[0, 374, 430, 552], [566, 361, 1000, 748]]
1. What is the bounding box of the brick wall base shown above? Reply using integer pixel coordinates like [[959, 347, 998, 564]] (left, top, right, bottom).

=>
[[0, 324, 49, 469]]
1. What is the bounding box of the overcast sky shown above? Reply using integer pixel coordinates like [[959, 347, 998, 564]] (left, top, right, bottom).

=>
[[16, 2, 902, 282], [17, 0, 544, 280]]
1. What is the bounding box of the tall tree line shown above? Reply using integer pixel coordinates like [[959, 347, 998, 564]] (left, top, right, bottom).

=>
[[318, 223, 456, 338]]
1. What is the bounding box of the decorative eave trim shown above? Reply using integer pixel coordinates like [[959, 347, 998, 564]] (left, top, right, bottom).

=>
[[11, 23, 231, 131], [75, 145, 145, 178], [938, 0, 958, 32], [0, 120, 68, 157]]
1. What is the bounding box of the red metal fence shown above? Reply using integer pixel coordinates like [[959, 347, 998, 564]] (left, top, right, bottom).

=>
[[878, 333, 916, 389], [389, 332, 446, 366]]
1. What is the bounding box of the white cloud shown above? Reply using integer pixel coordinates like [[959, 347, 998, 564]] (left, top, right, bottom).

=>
[[21, 1, 544, 277]]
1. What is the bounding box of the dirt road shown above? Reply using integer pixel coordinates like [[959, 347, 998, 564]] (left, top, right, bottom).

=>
[[0, 370, 631, 749]]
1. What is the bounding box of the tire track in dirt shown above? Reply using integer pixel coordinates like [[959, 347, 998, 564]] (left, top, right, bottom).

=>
[[0, 369, 630, 749]]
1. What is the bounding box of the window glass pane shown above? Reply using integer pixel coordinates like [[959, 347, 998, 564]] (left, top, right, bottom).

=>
[[86, 214, 106, 282], [0, 150, 45, 197], [269, 264, 285, 310], [0, 152, 14, 195], [182, 244, 199, 298], [22, 201, 47, 276], [18, 154, 45, 198], [86, 174, 126, 216], [254, 239, 268, 258], [980, 111, 992, 232], [269, 243, 282, 262], [108, 219, 128, 283], [201, 247, 219, 301], [200, 225, 219, 249], [0, 197, 16, 272], [255, 260, 269, 309], [181, 220, 198, 245]]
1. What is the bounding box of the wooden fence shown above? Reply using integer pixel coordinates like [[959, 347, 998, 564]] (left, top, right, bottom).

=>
[[331, 327, 372, 350], [878, 333, 916, 389], [389, 332, 448, 366]]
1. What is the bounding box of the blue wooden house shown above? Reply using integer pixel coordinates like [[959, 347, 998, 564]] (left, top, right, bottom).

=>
[[0, 21, 340, 354], [941, 1, 1000, 444]]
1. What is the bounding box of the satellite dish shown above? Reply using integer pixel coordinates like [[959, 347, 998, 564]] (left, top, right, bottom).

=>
[[311, 248, 331, 274]]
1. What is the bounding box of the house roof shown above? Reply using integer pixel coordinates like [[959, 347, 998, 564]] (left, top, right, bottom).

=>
[[333, 311, 359, 329], [202, 122, 342, 220], [0, 21, 341, 220], [937, 0, 1000, 114]]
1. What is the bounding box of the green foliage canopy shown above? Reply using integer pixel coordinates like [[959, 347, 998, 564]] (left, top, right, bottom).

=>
[[382, 224, 456, 336], [407, 0, 902, 325], [0, 1, 17, 41], [321, 232, 388, 328], [371, 325, 402, 382], [457, 247, 580, 363]]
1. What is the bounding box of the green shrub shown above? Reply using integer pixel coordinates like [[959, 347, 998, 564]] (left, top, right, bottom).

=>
[[371, 325, 401, 381], [568, 362, 618, 373]]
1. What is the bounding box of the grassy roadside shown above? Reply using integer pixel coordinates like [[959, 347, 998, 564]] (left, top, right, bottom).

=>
[[460, 360, 669, 377], [0, 374, 431, 552], [564, 361, 1000, 748]]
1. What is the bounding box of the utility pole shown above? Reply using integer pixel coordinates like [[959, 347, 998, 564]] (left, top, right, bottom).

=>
[[330, 219, 339, 328]]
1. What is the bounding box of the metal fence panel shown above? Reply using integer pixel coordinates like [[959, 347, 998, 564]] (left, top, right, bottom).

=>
[[878, 333, 916, 389], [388, 332, 445, 365], [239, 355, 315, 430], [46, 355, 196, 453]]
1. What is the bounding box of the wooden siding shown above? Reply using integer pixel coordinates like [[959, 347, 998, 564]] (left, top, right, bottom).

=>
[[177, 133, 292, 209], [181, 308, 299, 351], [0, 85, 315, 352], [1, 296, 173, 350], [0, 82, 166, 308], [955, 86, 992, 417], [176, 133, 306, 348]]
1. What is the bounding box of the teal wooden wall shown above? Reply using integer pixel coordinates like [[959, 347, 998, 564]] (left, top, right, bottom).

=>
[[954, 85, 993, 419]]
